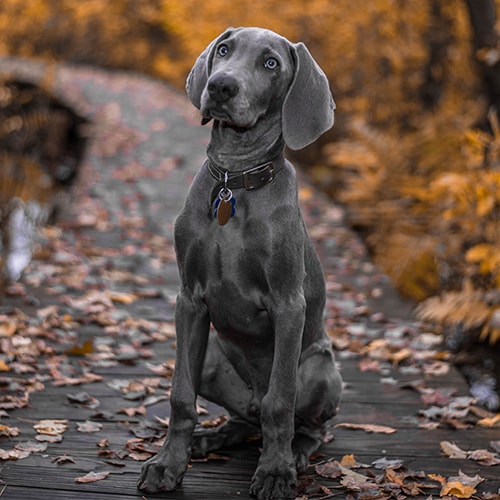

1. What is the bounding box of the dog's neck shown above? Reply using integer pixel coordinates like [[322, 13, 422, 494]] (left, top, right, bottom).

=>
[[207, 114, 284, 171]]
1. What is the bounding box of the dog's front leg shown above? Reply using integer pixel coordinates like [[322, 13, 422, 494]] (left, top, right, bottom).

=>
[[138, 292, 210, 493], [250, 295, 305, 500]]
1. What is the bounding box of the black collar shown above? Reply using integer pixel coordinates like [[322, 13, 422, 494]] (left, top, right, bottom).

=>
[[208, 156, 285, 204]]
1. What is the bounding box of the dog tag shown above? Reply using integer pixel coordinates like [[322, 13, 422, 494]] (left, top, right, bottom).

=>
[[213, 188, 236, 225], [217, 198, 233, 225]]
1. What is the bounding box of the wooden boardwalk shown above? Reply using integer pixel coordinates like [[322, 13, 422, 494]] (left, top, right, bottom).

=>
[[0, 58, 499, 499], [1, 329, 500, 499]]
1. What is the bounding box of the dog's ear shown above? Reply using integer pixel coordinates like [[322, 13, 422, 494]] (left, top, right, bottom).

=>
[[186, 28, 236, 109], [282, 43, 335, 150]]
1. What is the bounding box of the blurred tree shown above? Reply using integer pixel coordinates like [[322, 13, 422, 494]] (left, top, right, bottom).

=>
[[465, 0, 500, 121], [419, 0, 454, 109]]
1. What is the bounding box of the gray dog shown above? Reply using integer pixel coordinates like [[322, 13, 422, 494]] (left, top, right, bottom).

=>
[[138, 27, 342, 500]]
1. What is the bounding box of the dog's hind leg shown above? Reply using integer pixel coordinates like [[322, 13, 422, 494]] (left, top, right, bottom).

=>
[[293, 341, 342, 472], [192, 416, 260, 457], [193, 334, 261, 456]]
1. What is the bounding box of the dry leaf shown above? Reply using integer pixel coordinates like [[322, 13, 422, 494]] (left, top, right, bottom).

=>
[[35, 433, 63, 443], [0, 448, 30, 460], [74, 471, 110, 483], [128, 451, 152, 461], [0, 424, 19, 437], [371, 457, 404, 470], [340, 454, 356, 468], [76, 421, 103, 433], [52, 454, 75, 465], [14, 441, 47, 454], [33, 419, 68, 436], [340, 466, 372, 491], [0, 319, 18, 337], [65, 340, 94, 356], [477, 413, 500, 428], [107, 291, 138, 304], [467, 448, 500, 466], [440, 481, 476, 498], [440, 441, 467, 459], [449, 471, 485, 488], [334, 422, 397, 434], [428, 473, 446, 485], [117, 405, 147, 417], [315, 460, 343, 479]]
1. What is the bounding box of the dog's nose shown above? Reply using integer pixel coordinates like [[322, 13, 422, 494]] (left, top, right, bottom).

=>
[[207, 74, 239, 103]]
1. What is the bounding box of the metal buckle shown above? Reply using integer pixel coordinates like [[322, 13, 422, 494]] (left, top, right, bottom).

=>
[[243, 162, 274, 190]]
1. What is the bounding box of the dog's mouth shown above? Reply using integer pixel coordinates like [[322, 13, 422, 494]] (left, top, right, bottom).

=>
[[202, 108, 253, 131]]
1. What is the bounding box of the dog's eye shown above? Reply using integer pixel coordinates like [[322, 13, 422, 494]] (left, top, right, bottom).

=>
[[264, 58, 279, 70], [217, 44, 229, 57]]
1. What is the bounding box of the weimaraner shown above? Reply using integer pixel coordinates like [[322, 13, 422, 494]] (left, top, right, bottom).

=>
[[138, 27, 342, 500]]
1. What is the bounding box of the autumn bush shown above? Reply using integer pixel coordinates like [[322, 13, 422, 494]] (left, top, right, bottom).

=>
[[0, 0, 499, 342]]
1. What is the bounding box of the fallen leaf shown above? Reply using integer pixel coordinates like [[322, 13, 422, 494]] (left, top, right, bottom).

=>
[[117, 405, 147, 417], [340, 466, 372, 491], [76, 421, 103, 433], [128, 451, 153, 461], [52, 454, 75, 464], [358, 358, 381, 373], [67, 391, 100, 409], [440, 441, 467, 459], [315, 460, 343, 479], [149, 413, 169, 428], [107, 291, 138, 304], [35, 433, 63, 443], [65, 340, 94, 356], [477, 413, 500, 428], [0, 319, 18, 337], [74, 471, 110, 483], [384, 468, 405, 487], [143, 394, 169, 407], [467, 448, 500, 466], [371, 457, 404, 470], [428, 473, 446, 485], [0, 448, 30, 460], [423, 361, 449, 376], [334, 422, 397, 434], [440, 480, 476, 498], [449, 471, 485, 488], [33, 419, 68, 436], [418, 421, 440, 430], [199, 414, 228, 428], [340, 454, 356, 468], [420, 387, 456, 406], [15, 441, 47, 454], [444, 418, 472, 430], [0, 424, 20, 437], [390, 347, 412, 365]]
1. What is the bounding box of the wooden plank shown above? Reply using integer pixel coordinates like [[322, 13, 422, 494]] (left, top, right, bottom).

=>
[[0, 452, 257, 499]]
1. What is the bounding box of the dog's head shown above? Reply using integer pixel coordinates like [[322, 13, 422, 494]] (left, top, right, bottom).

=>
[[186, 27, 335, 150]]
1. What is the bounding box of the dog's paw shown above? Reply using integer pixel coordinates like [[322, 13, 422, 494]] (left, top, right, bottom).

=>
[[249, 463, 297, 500], [137, 455, 185, 493]]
